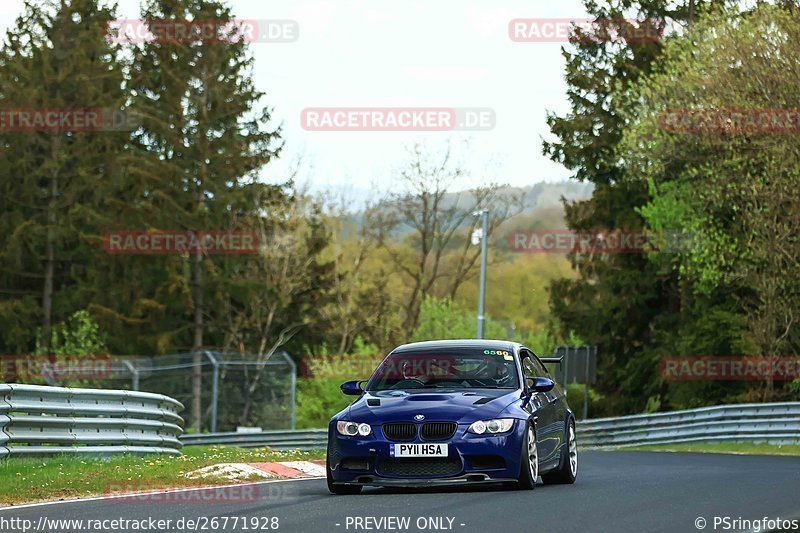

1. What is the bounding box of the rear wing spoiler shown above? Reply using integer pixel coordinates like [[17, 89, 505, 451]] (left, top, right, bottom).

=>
[[539, 356, 563, 365]]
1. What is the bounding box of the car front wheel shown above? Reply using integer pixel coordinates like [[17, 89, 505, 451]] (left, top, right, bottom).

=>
[[542, 418, 577, 485], [514, 423, 538, 490]]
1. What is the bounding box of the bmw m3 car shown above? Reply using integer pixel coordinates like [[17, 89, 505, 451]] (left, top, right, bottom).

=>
[[326, 339, 578, 494]]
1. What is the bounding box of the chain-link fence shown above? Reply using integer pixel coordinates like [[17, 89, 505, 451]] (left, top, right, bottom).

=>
[[19, 351, 296, 433]]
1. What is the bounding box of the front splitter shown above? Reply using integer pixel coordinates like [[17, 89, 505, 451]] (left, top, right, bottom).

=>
[[334, 474, 516, 488]]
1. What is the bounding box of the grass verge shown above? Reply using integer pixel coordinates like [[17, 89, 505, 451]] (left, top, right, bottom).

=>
[[621, 442, 800, 456], [0, 446, 326, 506]]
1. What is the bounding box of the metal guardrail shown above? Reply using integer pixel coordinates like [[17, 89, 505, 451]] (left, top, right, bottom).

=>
[[181, 429, 327, 451], [0, 384, 184, 457], [577, 402, 800, 448], [179, 402, 800, 451]]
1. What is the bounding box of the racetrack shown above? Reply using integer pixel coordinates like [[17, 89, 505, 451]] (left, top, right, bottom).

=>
[[2, 451, 798, 533]]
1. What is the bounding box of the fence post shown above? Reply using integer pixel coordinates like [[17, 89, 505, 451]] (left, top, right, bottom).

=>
[[281, 352, 297, 430], [583, 345, 589, 419], [205, 351, 220, 433], [121, 359, 139, 391]]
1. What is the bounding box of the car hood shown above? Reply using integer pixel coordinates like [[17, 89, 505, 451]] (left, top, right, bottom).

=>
[[345, 388, 520, 424]]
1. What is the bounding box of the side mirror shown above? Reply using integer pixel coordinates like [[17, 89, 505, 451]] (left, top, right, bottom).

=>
[[340, 380, 364, 396], [528, 377, 555, 393]]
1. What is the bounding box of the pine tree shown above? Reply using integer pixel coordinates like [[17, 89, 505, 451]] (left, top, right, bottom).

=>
[[130, 0, 282, 429], [0, 0, 127, 353]]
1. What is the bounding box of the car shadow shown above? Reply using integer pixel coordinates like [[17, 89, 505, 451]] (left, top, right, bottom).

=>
[[335, 476, 573, 496], [359, 481, 530, 495]]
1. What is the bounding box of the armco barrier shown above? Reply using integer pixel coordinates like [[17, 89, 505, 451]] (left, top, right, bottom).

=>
[[577, 402, 800, 448], [179, 402, 800, 451], [0, 384, 184, 457], [181, 429, 327, 450]]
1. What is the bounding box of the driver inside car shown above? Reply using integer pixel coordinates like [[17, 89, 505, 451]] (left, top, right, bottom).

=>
[[395, 357, 459, 387], [489, 358, 513, 387]]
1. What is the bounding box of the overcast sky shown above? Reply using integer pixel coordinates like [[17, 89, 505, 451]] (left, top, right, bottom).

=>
[[1, 0, 590, 200]]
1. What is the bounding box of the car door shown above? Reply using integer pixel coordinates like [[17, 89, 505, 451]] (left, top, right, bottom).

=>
[[521, 349, 560, 465]]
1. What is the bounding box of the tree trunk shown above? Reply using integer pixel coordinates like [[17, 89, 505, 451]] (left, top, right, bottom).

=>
[[41, 135, 61, 353], [191, 67, 211, 432]]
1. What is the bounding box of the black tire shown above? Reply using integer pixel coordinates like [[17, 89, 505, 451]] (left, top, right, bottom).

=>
[[514, 422, 538, 490], [542, 418, 578, 485], [326, 458, 362, 495]]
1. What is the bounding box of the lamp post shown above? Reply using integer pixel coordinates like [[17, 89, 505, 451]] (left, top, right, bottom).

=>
[[471, 209, 489, 339]]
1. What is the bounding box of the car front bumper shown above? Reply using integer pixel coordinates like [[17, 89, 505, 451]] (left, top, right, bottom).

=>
[[327, 420, 526, 486]]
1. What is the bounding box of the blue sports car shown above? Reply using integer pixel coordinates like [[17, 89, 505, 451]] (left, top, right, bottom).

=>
[[326, 339, 578, 494]]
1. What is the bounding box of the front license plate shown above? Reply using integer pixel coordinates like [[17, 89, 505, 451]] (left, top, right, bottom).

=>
[[390, 443, 448, 457]]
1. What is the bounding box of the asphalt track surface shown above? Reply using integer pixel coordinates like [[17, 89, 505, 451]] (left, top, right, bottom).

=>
[[1, 451, 799, 533]]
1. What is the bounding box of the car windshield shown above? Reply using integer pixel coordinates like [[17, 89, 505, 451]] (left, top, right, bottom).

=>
[[365, 350, 519, 391]]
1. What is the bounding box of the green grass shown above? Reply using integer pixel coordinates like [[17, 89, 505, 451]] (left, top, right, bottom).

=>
[[0, 446, 326, 506], [622, 442, 800, 456]]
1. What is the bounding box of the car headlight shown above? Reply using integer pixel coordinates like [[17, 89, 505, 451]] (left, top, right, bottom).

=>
[[336, 421, 372, 436], [467, 418, 514, 435]]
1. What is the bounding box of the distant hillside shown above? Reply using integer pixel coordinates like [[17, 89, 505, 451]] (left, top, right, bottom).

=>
[[444, 181, 593, 216], [334, 180, 594, 233], [514, 181, 595, 214]]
